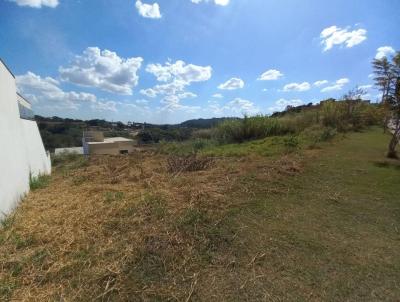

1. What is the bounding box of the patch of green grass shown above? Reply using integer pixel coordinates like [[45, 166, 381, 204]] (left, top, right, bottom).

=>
[[31, 249, 49, 266], [104, 191, 124, 203], [29, 174, 50, 191], [0, 280, 17, 301], [0, 214, 15, 230], [140, 193, 167, 220], [200, 135, 302, 157], [11, 233, 35, 249], [227, 127, 400, 300]]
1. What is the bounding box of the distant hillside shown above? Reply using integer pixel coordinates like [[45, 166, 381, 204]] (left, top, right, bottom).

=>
[[34, 115, 237, 150]]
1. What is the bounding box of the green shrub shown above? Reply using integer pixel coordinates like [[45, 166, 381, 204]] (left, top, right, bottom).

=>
[[214, 115, 292, 143], [283, 135, 300, 153]]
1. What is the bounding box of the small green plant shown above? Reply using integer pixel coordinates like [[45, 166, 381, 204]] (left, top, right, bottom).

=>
[[12, 233, 35, 249], [104, 191, 125, 203], [138, 193, 167, 219], [0, 214, 15, 230], [0, 280, 16, 300], [319, 127, 337, 142], [283, 135, 300, 153], [29, 173, 50, 191]]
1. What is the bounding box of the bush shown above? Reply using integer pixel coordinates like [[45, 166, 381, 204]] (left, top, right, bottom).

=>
[[214, 115, 292, 143], [138, 128, 193, 144], [283, 136, 300, 153]]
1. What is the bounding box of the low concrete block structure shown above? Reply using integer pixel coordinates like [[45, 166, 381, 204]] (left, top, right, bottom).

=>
[[83, 131, 134, 155]]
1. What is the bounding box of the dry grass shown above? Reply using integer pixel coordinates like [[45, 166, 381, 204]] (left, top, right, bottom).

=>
[[166, 155, 215, 176], [0, 149, 300, 301], [1, 129, 399, 301]]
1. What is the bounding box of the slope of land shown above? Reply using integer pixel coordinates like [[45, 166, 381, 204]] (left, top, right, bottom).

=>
[[1, 128, 399, 301]]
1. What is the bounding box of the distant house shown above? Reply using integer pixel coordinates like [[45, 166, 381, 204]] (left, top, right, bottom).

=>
[[0, 58, 51, 217], [82, 131, 134, 155]]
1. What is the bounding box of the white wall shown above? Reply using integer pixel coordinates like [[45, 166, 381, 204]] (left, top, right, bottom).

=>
[[0, 61, 51, 217]]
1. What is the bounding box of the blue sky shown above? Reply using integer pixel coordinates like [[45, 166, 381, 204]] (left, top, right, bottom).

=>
[[1, 0, 399, 124]]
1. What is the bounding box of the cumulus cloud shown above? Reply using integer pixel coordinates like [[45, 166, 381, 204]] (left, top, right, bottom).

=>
[[283, 82, 311, 92], [135, 1, 161, 19], [321, 78, 350, 92], [142, 59, 211, 112], [59, 47, 143, 95], [212, 93, 223, 98], [320, 25, 367, 51], [209, 98, 259, 115], [314, 80, 328, 87], [16, 71, 117, 111], [218, 77, 245, 90], [146, 60, 212, 84], [8, 0, 58, 8], [375, 46, 395, 59], [258, 69, 283, 81], [191, 0, 230, 6], [268, 98, 304, 113]]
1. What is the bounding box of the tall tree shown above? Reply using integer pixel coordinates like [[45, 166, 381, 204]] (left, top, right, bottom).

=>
[[372, 57, 394, 133], [385, 52, 400, 158]]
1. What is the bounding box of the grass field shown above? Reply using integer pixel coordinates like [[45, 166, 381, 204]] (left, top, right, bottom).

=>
[[0, 127, 399, 301]]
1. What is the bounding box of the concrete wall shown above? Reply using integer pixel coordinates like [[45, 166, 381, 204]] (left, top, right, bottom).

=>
[[0, 60, 51, 217], [87, 141, 134, 155]]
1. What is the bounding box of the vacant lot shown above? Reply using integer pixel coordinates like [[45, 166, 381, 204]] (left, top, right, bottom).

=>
[[1, 128, 399, 301]]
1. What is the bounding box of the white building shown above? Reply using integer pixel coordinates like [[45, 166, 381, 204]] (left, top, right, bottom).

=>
[[82, 131, 134, 155], [0, 58, 51, 217]]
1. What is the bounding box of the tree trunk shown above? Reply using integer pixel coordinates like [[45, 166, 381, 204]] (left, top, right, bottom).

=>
[[387, 123, 399, 159]]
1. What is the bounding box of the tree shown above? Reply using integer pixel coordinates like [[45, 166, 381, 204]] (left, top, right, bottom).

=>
[[374, 52, 400, 158], [372, 57, 395, 133]]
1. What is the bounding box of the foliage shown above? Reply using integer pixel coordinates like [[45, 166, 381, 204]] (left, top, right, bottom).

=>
[[29, 174, 50, 191], [372, 51, 400, 158], [137, 127, 193, 143], [214, 115, 293, 143]]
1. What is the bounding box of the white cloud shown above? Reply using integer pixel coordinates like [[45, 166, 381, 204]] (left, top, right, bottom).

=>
[[146, 60, 212, 84], [209, 98, 259, 115], [283, 82, 311, 92], [358, 84, 372, 90], [268, 98, 304, 113], [320, 25, 367, 51], [191, 0, 230, 6], [8, 0, 58, 8], [16, 71, 116, 111], [218, 77, 245, 90], [314, 80, 328, 87], [226, 98, 258, 114], [143, 60, 211, 113], [336, 78, 350, 85], [321, 78, 350, 92], [258, 69, 283, 81], [212, 93, 223, 98], [91, 101, 118, 112], [135, 1, 161, 19], [375, 46, 395, 60], [59, 47, 143, 95]]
